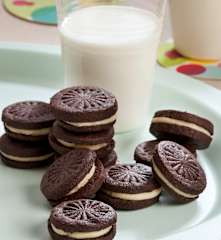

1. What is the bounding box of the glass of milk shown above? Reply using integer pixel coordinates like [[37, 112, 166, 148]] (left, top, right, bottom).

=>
[[56, 0, 166, 133], [170, 0, 221, 60]]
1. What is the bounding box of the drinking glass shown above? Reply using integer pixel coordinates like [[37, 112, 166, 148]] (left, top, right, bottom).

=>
[[56, 0, 167, 132], [170, 0, 221, 60]]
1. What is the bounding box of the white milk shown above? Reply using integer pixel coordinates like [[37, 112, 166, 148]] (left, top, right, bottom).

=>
[[59, 5, 160, 132], [170, 0, 221, 60]]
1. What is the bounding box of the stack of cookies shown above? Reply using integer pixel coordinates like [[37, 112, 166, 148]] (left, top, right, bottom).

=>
[[0, 101, 55, 168], [49, 86, 118, 168]]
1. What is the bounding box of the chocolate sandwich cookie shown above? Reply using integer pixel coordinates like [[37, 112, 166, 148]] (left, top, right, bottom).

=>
[[149, 110, 214, 149], [41, 149, 105, 206], [0, 134, 54, 168], [134, 140, 159, 166], [48, 199, 117, 240], [50, 86, 118, 133], [134, 140, 197, 166], [100, 150, 117, 169], [49, 121, 115, 158], [97, 163, 161, 210], [2, 101, 55, 141], [152, 141, 206, 203]]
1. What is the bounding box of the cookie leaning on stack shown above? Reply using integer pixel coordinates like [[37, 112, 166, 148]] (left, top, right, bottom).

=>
[[0, 101, 55, 168], [152, 141, 207, 203], [41, 149, 105, 206], [134, 140, 197, 167], [49, 86, 118, 168]]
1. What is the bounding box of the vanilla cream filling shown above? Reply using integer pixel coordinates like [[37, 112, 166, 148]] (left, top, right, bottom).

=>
[[65, 114, 117, 127], [152, 117, 211, 137], [57, 138, 107, 151], [0, 151, 54, 162], [66, 164, 96, 196], [152, 160, 198, 199], [102, 188, 161, 201], [51, 224, 112, 239], [5, 124, 50, 136]]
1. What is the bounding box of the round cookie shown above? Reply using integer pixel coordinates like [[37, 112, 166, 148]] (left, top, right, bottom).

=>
[[134, 140, 159, 166], [0, 134, 54, 168], [50, 86, 118, 132], [152, 141, 207, 203], [100, 150, 117, 169], [97, 163, 161, 210], [149, 110, 214, 149], [134, 140, 197, 166], [48, 199, 117, 240], [49, 121, 115, 158], [49, 133, 115, 159], [2, 101, 55, 141], [41, 149, 105, 205]]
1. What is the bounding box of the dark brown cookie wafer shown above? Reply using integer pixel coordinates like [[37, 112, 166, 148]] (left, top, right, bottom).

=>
[[50, 86, 118, 132], [2, 101, 55, 141], [152, 141, 206, 203], [48, 199, 117, 240]]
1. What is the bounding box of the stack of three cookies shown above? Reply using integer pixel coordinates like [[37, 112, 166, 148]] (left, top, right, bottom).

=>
[[0, 101, 55, 168], [49, 86, 118, 168]]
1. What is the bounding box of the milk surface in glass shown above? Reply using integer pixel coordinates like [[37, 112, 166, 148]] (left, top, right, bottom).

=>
[[59, 5, 160, 132]]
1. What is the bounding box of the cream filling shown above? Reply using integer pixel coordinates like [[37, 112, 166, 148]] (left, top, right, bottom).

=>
[[152, 160, 198, 199], [5, 124, 50, 136], [65, 114, 117, 127], [152, 117, 211, 137], [0, 151, 54, 162], [51, 224, 112, 239], [66, 164, 96, 196], [57, 138, 107, 151], [102, 188, 161, 201]]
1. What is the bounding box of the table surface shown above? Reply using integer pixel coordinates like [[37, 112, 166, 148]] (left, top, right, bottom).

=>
[[1, 1, 221, 90]]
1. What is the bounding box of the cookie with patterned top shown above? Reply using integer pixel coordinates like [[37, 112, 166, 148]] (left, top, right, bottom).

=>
[[40, 149, 105, 206], [134, 140, 159, 166], [2, 101, 55, 141], [97, 163, 161, 210], [134, 140, 197, 166], [152, 141, 206, 203], [48, 199, 117, 240], [50, 86, 118, 132]]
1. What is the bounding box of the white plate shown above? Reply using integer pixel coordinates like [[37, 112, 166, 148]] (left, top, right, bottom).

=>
[[0, 43, 221, 240]]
